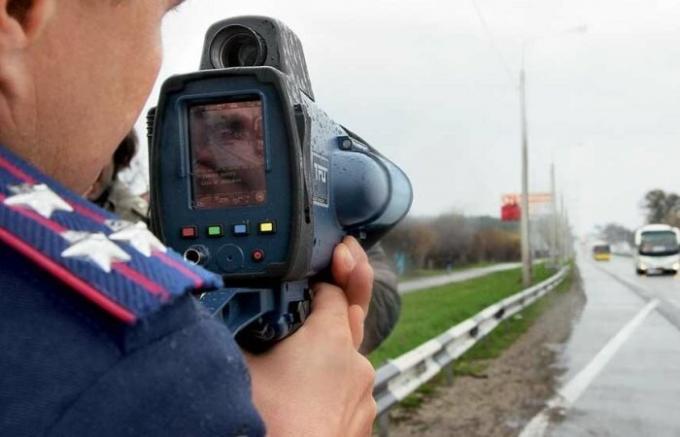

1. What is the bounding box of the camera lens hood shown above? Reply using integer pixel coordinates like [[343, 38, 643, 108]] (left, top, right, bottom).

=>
[[209, 25, 267, 68]]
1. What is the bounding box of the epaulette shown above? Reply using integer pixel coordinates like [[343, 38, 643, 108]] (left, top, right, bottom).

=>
[[0, 146, 223, 324]]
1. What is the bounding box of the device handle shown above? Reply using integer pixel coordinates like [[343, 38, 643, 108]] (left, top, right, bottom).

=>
[[200, 281, 311, 352], [200, 288, 275, 336]]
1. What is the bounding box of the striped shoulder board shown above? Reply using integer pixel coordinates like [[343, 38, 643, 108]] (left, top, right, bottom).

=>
[[0, 146, 222, 324]]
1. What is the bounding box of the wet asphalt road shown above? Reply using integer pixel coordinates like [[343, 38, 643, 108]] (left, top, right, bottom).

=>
[[521, 251, 680, 437]]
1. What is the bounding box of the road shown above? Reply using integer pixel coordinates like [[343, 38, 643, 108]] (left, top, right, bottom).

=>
[[521, 251, 680, 437], [398, 262, 523, 295]]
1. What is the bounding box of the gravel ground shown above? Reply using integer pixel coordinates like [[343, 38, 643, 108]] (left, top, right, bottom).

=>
[[385, 270, 586, 437]]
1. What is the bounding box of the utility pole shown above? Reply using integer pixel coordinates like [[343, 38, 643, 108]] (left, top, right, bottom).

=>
[[520, 67, 532, 287], [561, 194, 569, 261], [517, 26, 585, 281], [550, 163, 558, 268]]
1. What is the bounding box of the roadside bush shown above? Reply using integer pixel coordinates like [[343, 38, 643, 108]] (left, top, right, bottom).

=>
[[469, 228, 520, 262]]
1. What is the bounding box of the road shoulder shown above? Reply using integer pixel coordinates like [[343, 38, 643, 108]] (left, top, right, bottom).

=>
[[387, 268, 586, 437]]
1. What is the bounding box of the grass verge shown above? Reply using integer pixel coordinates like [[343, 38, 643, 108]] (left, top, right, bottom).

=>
[[370, 263, 553, 367], [385, 264, 575, 412]]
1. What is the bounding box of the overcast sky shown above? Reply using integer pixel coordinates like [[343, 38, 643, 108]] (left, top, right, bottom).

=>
[[134, 0, 680, 235]]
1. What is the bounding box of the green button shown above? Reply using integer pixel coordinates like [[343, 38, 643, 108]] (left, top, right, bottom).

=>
[[208, 225, 223, 237]]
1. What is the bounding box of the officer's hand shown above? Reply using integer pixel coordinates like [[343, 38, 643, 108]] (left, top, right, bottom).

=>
[[245, 238, 376, 436], [331, 237, 374, 347]]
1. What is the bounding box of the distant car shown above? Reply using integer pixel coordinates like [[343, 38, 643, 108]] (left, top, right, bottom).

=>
[[593, 243, 611, 261]]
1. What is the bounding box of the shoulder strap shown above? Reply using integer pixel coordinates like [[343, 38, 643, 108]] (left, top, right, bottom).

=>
[[0, 146, 223, 324]]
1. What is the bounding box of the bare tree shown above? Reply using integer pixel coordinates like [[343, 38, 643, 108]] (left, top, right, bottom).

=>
[[599, 223, 635, 245], [643, 189, 680, 225]]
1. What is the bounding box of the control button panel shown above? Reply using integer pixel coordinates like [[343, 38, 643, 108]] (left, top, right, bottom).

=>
[[177, 218, 280, 273]]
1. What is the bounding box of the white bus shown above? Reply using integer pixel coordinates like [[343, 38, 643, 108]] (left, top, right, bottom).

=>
[[634, 224, 680, 275]]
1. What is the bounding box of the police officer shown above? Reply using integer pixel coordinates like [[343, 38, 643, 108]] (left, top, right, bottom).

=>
[[0, 1, 376, 436]]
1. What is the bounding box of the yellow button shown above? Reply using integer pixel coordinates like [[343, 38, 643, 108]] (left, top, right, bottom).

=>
[[259, 222, 275, 233]]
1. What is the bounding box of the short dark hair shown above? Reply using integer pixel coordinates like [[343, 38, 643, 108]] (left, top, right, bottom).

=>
[[112, 130, 138, 176], [8, 0, 30, 23]]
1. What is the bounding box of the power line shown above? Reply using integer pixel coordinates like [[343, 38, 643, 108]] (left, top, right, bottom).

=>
[[469, 0, 516, 85]]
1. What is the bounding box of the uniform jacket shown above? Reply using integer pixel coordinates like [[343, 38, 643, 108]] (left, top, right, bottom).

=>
[[0, 146, 265, 436]]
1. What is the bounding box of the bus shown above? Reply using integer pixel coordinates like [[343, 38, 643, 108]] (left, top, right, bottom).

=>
[[634, 224, 680, 275], [592, 243, 611, 261]]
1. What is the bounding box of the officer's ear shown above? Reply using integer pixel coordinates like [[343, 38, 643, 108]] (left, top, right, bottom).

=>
[[0, 0, 55, 49]]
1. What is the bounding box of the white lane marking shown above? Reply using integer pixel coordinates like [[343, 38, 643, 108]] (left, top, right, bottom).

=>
[[519, 299, 659, 437]]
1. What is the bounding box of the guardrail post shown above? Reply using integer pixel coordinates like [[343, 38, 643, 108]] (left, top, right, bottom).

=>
[[377, 412, 390, 437], [444, 363, 454, 385]]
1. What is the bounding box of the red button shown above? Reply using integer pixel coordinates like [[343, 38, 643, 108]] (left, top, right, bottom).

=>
[[251, 249, 265, 263], [181, 226, 198, 239]]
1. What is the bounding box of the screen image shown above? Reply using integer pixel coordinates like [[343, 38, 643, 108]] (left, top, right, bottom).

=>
[[189, 99, 266, 209]]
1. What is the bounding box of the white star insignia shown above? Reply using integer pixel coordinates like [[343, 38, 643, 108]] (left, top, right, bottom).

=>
[[61, 231, 131, 273], [4, 184, 73, 218], [108, 221, 166, 257]]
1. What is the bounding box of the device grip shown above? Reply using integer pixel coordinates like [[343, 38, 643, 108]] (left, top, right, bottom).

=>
[[200, 282, 311, 352]]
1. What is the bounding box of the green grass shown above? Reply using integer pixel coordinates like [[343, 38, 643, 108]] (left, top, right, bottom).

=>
[[382, 265, 575, 412], [455, 266, 574, 366], [370, 263, 553, 367]]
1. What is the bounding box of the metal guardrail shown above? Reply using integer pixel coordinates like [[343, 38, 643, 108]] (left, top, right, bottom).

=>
[[373, 266, 570, 435]]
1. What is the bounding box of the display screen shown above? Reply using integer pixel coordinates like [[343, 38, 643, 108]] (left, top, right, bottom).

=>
[[189, 98, 266, 209]]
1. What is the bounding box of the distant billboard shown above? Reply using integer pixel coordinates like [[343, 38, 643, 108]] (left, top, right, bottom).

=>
[[501, 193, 552, 220], [501, 202, 521, 221]]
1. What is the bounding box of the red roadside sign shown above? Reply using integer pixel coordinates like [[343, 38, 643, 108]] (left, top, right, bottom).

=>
[[500, 192, 552, 221]]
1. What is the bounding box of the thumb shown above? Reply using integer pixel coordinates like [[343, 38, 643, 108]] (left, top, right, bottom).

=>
[[307, 282, 350, 326]]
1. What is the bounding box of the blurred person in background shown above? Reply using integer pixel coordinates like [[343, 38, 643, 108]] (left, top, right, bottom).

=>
[[85, 131, 148, 223], [361, 245, 401, 354]]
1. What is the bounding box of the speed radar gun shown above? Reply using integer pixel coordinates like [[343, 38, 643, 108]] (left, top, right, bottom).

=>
[[148, 16, 413, 351]]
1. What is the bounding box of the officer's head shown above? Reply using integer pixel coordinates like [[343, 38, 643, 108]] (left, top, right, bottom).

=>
[[0, 0, 183, 194]]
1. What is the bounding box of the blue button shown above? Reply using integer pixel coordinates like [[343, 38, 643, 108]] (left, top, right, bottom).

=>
[[233, 224, 249, 236]]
